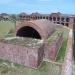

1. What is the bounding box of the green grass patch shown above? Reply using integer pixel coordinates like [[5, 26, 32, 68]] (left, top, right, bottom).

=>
[[46, 31, 61, 42], [56, 27, 70, 39], [39, 61, 46, 68], [14, 63, 21, 68], [0, 59, 62, 75], [0, 59, 4, 63], [55, 38, 68, 62], [38, 61, 47, 71], [0, 21, 15, 38], [55, 27, 69, 62], [1, 69, 9, 74]]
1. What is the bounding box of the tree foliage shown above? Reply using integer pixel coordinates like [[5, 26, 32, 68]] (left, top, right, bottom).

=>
[[10, 14, 16, 20], [10, 14, 16, 28]]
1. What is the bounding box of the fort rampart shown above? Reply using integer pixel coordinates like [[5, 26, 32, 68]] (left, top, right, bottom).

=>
[[0, 33, 63, 68]]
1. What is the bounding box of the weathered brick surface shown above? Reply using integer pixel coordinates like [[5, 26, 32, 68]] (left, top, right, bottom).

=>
[[0, 33, 63, 68], [0, 43, 39, 68], [14, 19, 55, 40], [44, 32, 63, 60], [61, 29, 72, 75]]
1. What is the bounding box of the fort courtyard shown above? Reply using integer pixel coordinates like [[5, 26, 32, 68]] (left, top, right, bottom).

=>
[[0, 13, 73, 75]]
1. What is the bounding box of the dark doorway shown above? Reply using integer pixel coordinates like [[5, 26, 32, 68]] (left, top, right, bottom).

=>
[[16, 26, 41, 39], [66, 23, 69, 27], [61, 23, 64, 26]]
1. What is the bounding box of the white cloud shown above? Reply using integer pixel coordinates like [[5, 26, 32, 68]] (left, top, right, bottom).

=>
[[0, 0, 14, 4]]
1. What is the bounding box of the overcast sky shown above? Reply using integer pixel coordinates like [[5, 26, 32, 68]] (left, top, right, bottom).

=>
[[0, 0, 75, 14]]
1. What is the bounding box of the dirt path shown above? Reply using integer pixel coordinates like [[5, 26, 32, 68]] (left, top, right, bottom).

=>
[[44, 59, 63, 65]]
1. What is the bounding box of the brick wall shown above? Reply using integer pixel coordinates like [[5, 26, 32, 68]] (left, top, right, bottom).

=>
[[0, 43, 43, 68], [0, 33, 63, 68], [44, 32, 63, 60]]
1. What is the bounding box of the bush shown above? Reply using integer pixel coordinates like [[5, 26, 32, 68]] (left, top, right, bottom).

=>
[[8, 29, 14, 34]]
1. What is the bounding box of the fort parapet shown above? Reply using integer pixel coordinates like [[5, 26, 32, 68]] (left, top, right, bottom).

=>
[[0, 32, 63, 68], [0, 19, 63, 68]]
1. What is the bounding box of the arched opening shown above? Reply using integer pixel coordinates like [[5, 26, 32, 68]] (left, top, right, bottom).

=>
[[66, 23, 69, 27], [57, 22, 60, 24], [16, 26, 41, 39], [61, 23, 64, 26], [43, 16, 45, 19], [53, 17, 56, 21], [57, 17, 60, 21], [66, 18, 69, 22], [49, 17, 52, 21]]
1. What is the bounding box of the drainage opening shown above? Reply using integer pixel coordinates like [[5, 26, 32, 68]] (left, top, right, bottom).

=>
[[16, 26, 41, 39]]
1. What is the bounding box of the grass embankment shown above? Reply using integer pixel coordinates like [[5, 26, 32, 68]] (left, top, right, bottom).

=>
[[55, 27, 70, 62], [0, 21, 15, 38], [46, 31, 62, 42], [0, 59, 62, 75]]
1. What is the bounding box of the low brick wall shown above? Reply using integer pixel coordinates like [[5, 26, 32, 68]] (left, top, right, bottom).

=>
[[61, 29, 72, 75], [54, 24, 63, 28], [44, 32, 63, 60], [0, 42, 44, 68], [0, 33, 63, 68]]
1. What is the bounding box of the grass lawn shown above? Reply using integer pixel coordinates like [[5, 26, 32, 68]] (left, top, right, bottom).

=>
[[55, 27, 70, 62], [0, 21, 15, 39], [0, 59, 62, 75]]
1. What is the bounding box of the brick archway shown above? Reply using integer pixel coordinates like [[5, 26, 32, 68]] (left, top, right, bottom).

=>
[[16, 26, 41, 39], [14, 19, 55, 40]]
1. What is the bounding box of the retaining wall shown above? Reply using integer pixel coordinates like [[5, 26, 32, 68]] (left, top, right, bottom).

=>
[[44, 32, 63, 60], [61, 29, 72, 75], [0, 33, 63, 68]]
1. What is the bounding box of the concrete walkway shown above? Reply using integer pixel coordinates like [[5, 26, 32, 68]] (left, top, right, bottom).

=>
[[61, 29, 73, 75]]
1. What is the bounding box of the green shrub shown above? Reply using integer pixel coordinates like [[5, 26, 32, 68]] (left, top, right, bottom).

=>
[[1, 69, 9, 74]]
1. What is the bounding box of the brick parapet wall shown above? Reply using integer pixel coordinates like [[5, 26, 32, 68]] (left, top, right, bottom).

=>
[[54, 25, 63, 28], [44, 32, 63, 60], [0, 32, 63, 68], [0, 42, 40, 68], [55, 32, 63, 56], [38, 44, 45, 66], [61, 29, 72, 75]]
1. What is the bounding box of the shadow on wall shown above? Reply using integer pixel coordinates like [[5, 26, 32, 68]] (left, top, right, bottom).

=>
[[73, 24, 75, 64]]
